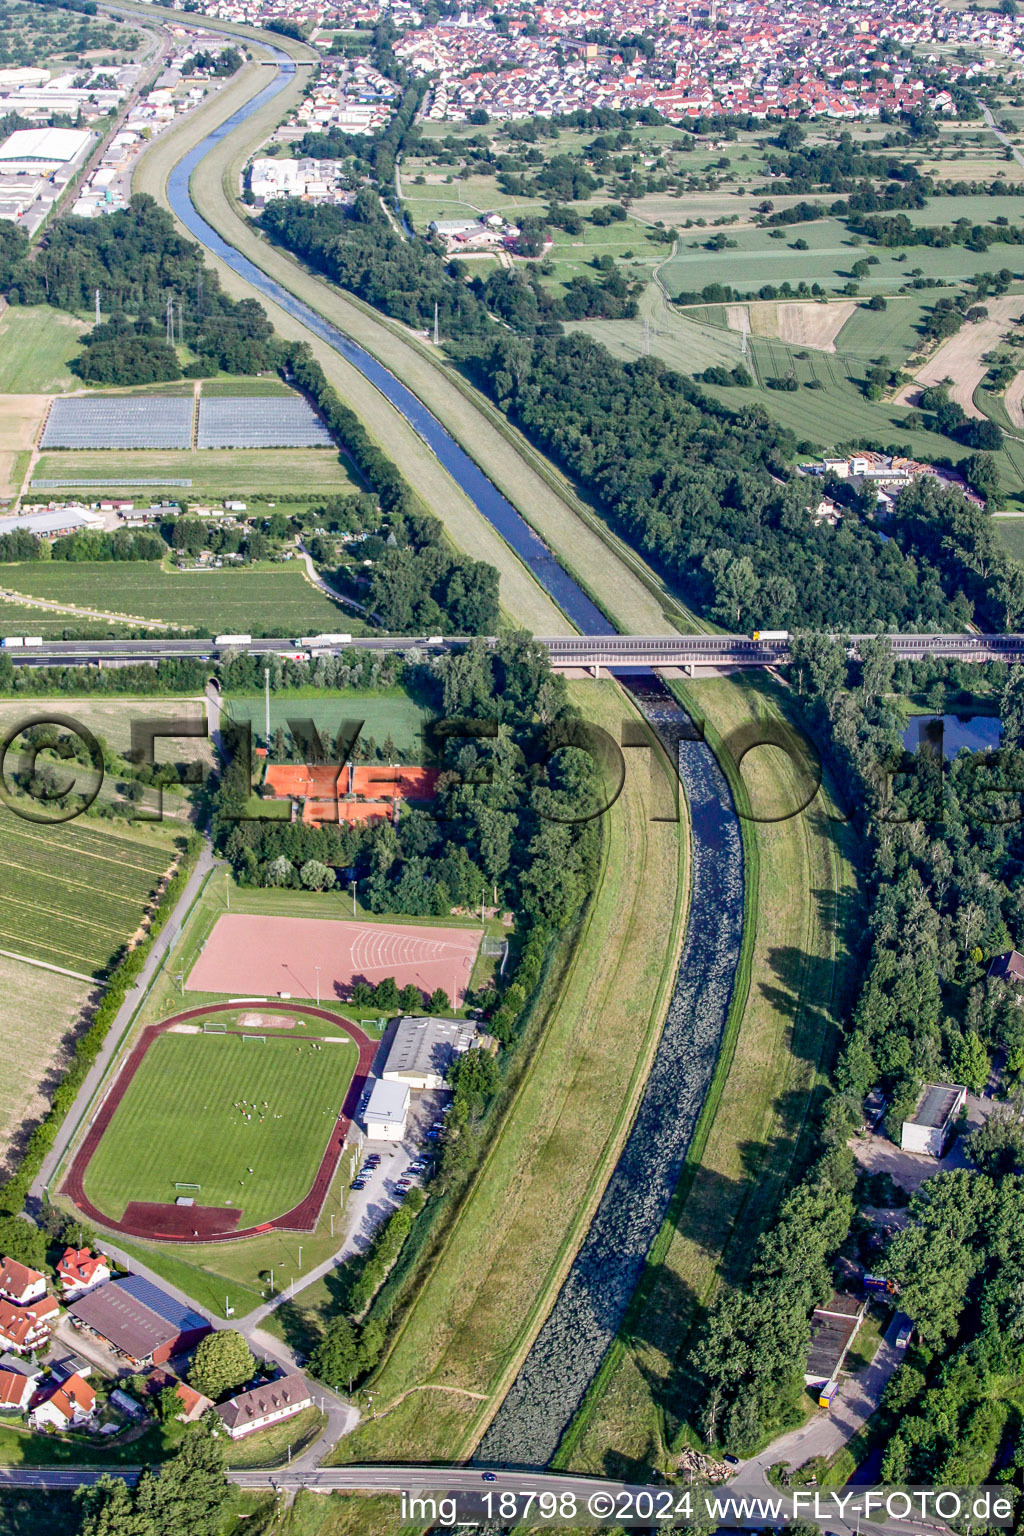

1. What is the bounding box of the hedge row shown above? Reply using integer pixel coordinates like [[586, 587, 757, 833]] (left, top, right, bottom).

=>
[[0, 831, 204, 1214], [285, 344, 412, 515]]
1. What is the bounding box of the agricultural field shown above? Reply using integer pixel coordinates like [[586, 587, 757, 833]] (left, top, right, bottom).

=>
[[661, 215, 1021, 299], [198, 376, 296, 397], [0, 697, 211, 766], [0, 953, 92, 1179], [225, 688, 435, 760], [560, 674, 857, 1478], [0, 395, 45, 499], [0, 603, 136, 639], [82, 1029, 358, 1224], [31, 447, 360, 500], [326, 680, 686, 1466], [896, 295, 1024, 416], [0, 809, 178, 976], [0, 307, 88, 394], [0, 562, 363, 634]]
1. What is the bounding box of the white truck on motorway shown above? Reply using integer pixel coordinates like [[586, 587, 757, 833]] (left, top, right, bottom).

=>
[[1, 636, 43, 648], [295, 633, 352, 647], [214, 633, 253, 647]]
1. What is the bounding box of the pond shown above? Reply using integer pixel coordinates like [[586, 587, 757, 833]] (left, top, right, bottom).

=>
[[901, 714, 1002, 758]]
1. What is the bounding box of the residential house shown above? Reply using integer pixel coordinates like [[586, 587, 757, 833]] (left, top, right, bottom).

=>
[[0, 1296, 58, 1353], [56, 1248, 111, 1298], [30, 1372, 97, 1431], [0, 1258, 47, 1307], [215, 1372, 312, 1439], [0, 1369, 33, 1414]]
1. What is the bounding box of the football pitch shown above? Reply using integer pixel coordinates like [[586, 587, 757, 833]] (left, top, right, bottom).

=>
[[82, 1031, 358, 1226]]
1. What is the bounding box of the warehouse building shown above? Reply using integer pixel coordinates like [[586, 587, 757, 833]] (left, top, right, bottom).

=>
[[382, 1015, 479, 1092], [0, 126, 91, 173], [900, 1083, 967, 1158], [0, 506, 104, 541], [67, 1275, 211, 1367]]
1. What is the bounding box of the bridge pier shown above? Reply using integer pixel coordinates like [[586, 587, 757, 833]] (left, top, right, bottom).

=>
[[592, 663, 600, 679]]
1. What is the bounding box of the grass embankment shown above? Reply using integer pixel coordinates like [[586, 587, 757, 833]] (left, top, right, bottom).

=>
[[559, 673, 858, 1479], [309, 680, 686, 1464], [129, 52, 569, 637]]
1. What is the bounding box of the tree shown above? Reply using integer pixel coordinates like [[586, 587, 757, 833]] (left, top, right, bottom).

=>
[[158, 1383, 183, 1422], [0, 1215, 47, 1272], [948, 1029, 988, 1093], [858, 633, 895, 698], [428, 986, 450, 1014], [264, 854, 294, 887], [398, 982, 423, 1011], [309, 1314, 360, 1392], [966, 1107, 1024, 1176], [300, 859, 336, 891], [702, 547, 758, 628], [135, 1420, 229, 1536], [350, 981, 374, 1007], [373, 975, 400, 1011], [187, 1331, 254, 1400], [1000, 668, 1024, 748]]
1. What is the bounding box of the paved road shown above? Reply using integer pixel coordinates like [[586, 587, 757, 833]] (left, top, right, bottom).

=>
[[983, 106, 1024, 171]]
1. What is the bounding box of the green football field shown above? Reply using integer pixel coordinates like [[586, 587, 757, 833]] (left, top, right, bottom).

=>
[[83, 1032, 358, 1224]]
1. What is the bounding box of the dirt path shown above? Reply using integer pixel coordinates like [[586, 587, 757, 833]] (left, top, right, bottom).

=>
[[0, 588, 172, 629], [897, 295, 1024, 417], [1006, 370, 1024, 429]]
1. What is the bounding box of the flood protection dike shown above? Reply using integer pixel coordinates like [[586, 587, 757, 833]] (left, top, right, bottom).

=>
[[477, 675, 744, 1466], [165, 49, 744, 1464], [165, 47, 609, 637]]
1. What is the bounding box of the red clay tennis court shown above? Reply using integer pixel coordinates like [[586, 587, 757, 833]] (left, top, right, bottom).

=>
[[187, 913, 483, 1005]]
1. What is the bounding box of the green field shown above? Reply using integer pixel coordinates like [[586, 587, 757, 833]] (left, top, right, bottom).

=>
[[0, 811, 177, 975], [0, 562, 364, 633], [993, 517, 1024, 559], [0, 953, 90, 1170], [83, 1030, 358, 1224], [198, 376, 296, 396], [31, 447, 359, 499], [0, 307, 88, 394], [225, 688, 435, 758], [661, 216, 1024, 298]]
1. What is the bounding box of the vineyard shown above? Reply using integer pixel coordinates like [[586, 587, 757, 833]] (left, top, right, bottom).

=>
[[0, 811, 178, 976]]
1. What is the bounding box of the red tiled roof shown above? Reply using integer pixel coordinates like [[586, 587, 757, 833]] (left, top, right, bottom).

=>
[[0, 1257, 45, 1300]]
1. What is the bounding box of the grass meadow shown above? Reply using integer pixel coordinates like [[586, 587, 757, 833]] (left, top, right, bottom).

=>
[[0, 811, 178, 976], [0, 561, 361, 634], [82, 1030, 358, 1224], [225, 688, 435, 759], [325, 680, 686, 1465], [560, 673, 857, 1477], [0, 306, 88, 394]]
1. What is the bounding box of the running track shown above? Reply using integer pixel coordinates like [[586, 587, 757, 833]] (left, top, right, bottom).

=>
[[60, 1002, 376, 1244]]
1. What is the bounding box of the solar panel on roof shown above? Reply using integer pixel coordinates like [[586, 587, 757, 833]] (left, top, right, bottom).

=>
[[116, 1273, 207, 1331], [197, 396, 333, 449], [41, 396, 193, 450]]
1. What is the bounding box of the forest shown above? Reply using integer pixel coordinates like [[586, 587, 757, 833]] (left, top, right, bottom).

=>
[[2, 196, 279, 380], [688, 644, 1024, 1478]]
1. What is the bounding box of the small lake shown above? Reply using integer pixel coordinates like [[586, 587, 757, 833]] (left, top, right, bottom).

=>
[[902, 714, 1002, 758]]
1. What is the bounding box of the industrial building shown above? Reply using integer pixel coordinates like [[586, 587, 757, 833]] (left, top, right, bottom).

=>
[[67, 1275, 211, 1366], [0, 127, 91, 173], [363, 1078, 410, 1141], [382, 1015, 479, 1091], [900, 1084, 967, 1158], [0, 506, 105, 541], [804, 1292, 866, 1398]]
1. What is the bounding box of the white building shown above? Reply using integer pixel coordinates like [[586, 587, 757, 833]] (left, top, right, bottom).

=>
[[0, 1258, 47, 1307], [901, 1084, 967, 1158], [0, 126, 91, 173], [382, 1015, 479, 1091], [30, 1372, 96, 1430], [363, 1078, 410, 1140], [215, 1373, 311, 1438]]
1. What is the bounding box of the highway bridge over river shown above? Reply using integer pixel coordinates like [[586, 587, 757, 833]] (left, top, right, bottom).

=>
[[5, 632, 1024, 669]]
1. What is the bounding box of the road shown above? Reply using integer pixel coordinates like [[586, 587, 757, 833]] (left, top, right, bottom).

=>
[[0, 1462, 968, 1534], [7, 631, 1024, 670], [983, 106, 1024, 172]]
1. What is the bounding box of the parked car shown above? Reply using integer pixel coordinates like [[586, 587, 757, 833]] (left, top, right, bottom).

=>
[[351, 1179, 366, 1190]]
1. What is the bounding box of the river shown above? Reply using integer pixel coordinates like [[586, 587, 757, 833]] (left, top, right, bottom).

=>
[[166, 54, 745, 1465], [166, 49, 610, 637]]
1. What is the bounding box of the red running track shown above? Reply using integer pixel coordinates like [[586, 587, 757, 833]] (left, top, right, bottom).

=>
[[60, 1002, 376, 1244]]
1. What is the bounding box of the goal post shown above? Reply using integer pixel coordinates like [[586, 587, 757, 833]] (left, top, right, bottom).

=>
[[242, 1034, 267, 1044], [481, 935, 507, 957], [202, 1021, 226, 1034], [174, 1182, 201, 1192]]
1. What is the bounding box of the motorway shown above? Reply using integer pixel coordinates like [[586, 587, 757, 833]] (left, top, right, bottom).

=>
[[6, 631, 1024, 668]]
